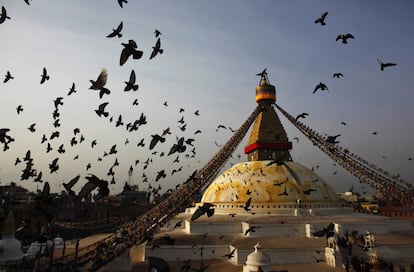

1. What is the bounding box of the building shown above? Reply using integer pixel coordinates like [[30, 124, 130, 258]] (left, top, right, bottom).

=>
[[116, 71, 414, 271]]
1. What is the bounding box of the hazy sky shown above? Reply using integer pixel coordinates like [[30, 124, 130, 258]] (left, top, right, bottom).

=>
[[1, 1, 413, 196]]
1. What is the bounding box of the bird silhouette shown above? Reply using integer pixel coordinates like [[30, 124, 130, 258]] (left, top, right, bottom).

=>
[[63, 175, 80, 194], [24, 0, 31, 5], [49, 158, 59, 173], [333, 73, 343, 78], [154, 29, 162, 37], [312, 222, 335, 238], [150, 134, 166, 150], [89, 68, 110, 98], [243, 197, 252, 211], [279, 186, 288, 196], [28, 123, 36, 132], [91, 139, 97, 148], [223, 248, 236, 259], [108, 144, 117, 154], [40, 134, 47, 144], [124, 69, 139, 91], [0, 128, 15, 151], [256, 68, 267, 76], [191, 203, 215, 221], [78, 174, 103, 199], [314, 11, 328, 25], [336, 33, 354, 44], [16, 105, 23, 114], [46, 142, 52, 153], [185, 138, 195, 146], [117, 0, 127, 8], [4, 71, 14, 83], [137, 138, 145, 147], [377, 58, 397, 71], [70, 136, 78, 146], [14, 157, 21, 165], [57, 144, 65, 153], [172, 220, 183, 229], [177, 116, 185, 124], [52, 108, 60, 119], [40, 67, 50, 84], [106, 21, 123, 38], [340, 121, 347, 126], [161, 127, 171, 137], [95, 102, 109, 117], [244, 226, 258, 235], [295, 112, 309, 122], [50, 131, 59, 140], [67, 82, 77, 96], [0, 6, 11, 24], [303, 188, 316, 195], [54, 97, 64, 108], [115, 114, 124, 127], [149, 38, 164, 60], [90, 68, 107, 89], [326, 134, 340, 144], [120, 39, 143, 66], [168, 137, 186, 155], [313, 82, 328, 94]]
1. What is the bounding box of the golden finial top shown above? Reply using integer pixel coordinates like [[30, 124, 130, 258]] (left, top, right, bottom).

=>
[[255, 68, 276, 103]]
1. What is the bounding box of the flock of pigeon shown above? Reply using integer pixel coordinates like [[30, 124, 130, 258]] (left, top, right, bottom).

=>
[[292, 11, 399, 156], [1, 1, 239, 200], [312, 11, 397, 95], [0, 4, 407, 201]]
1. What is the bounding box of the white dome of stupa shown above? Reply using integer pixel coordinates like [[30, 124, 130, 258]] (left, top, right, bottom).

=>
[[202, 160, 339, 204], [244, 243, 272, 272], [0, 211, 24, 265]]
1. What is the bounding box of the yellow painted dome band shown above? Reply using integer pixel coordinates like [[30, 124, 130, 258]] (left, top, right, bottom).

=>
[[256, 93, 276, 103]]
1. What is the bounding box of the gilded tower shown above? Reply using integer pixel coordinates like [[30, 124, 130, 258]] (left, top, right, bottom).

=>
[[244, 69, 292, 161]]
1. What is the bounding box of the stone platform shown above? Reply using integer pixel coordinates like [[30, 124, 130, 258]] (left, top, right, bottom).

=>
[[123, 211, 414, 271]]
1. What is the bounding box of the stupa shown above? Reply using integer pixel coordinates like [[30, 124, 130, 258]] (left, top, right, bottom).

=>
[[0, 211, 24, 266], [200, 70, 347, 217], [126, 71, 414, 272]]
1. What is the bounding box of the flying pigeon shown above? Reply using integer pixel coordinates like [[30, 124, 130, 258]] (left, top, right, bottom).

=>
[[106, 21, 123, 38], [377, 58, 397, 71], [314, 11, 328, 25], [336, 33, 354, 44], [120, 39, 143, 66]]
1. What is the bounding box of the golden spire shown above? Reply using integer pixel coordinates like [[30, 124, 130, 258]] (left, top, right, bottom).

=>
[[245, 70, 292, 161]]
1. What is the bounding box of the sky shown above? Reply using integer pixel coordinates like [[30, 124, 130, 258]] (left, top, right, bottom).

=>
[[1, 0, 413, 196]]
